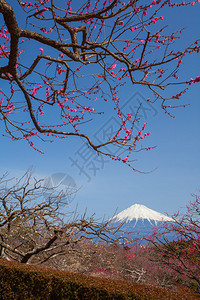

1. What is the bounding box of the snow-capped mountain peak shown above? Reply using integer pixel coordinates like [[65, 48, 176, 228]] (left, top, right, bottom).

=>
[[113, 204, 173, 225]]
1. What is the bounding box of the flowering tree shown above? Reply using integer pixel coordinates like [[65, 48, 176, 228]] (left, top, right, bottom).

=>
[[47, 240, 187, 291], [0, 0, 200, 168], [148, 194, 200, 288]]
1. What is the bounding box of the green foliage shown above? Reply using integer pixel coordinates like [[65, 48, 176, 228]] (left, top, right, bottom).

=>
[[0, 259, 198, 300]]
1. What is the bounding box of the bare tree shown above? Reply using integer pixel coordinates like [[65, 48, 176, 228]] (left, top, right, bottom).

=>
[[0, 1, 199, 167], [47, 240, 181, 290], [0, 171, 126, 264]]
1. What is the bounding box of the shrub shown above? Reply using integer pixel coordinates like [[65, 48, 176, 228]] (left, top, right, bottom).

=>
[[0, 259, 198, 299]]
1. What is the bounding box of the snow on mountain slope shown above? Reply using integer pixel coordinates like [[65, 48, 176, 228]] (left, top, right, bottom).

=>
[[113, 204, 173, 225]]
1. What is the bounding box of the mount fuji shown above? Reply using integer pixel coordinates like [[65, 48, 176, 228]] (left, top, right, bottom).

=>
[[112, 204, 173, 240]]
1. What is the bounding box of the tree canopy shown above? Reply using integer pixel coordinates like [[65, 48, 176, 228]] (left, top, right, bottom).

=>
[[0, 0, 199, 169]]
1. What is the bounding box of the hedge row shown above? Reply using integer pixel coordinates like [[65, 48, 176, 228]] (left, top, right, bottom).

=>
[[0, 259, 198, 300]]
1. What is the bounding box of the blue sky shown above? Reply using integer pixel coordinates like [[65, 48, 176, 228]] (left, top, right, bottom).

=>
[[0, 1, 200, 219]]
